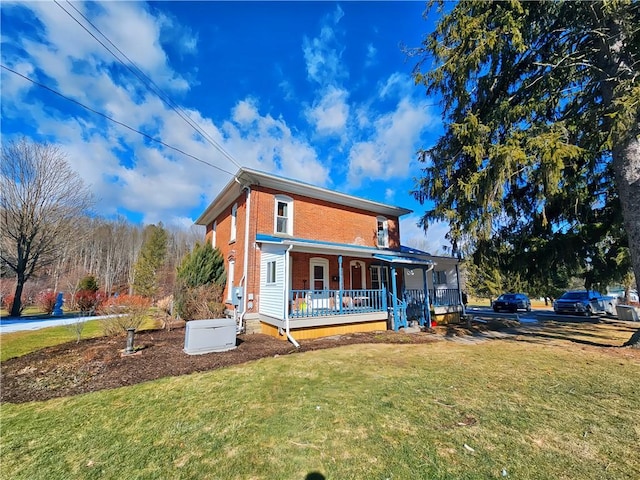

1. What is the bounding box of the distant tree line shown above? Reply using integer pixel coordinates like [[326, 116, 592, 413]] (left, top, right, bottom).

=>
[[1, 138, 203, 316]]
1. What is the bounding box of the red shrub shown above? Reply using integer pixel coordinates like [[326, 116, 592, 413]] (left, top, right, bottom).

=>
[[74, 290, 105, 315], [36, 290, 58, 315]]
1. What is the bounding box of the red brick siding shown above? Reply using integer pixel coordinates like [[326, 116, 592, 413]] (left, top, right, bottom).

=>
[[251, 186, 401, 248]]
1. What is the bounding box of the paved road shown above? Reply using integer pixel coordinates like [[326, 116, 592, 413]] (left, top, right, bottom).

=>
[[0, 314, 105, 334]]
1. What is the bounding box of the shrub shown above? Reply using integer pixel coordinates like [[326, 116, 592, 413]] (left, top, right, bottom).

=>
[[78, 275, 99, 292], [36, 290, 57, 315], [2, 294, 24, 315], [174, 242, 226, 321], [99, 294, 151, 336], [74, 290, 104, 315], [157, 295, 173, 316], [174, 281, 225, 321]]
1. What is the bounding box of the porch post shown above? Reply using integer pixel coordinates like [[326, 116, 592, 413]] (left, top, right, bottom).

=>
[[423, 267, 432, 328], [455, 263, 466, 317], [390, 265, 399, 330], [338, 255, 343, 315]]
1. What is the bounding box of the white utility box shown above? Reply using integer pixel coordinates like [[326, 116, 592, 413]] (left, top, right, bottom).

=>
[[184, 318, 237, 355]]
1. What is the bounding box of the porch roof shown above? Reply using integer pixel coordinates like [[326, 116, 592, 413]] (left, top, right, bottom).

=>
[[256, 234, 437, 267], [372, 253, 435, 267]]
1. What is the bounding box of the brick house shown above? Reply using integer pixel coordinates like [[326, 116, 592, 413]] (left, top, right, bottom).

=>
[[195, 168, 463, 344]]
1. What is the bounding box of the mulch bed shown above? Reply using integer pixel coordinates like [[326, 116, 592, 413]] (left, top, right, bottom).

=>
[[1, 327, 445, 404]]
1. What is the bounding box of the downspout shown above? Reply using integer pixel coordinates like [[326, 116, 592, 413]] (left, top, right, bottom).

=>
[[239, 184, 251, 333], [284, 244, 300, 348]]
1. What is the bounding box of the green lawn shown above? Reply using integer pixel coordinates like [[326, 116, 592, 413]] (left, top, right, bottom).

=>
[[0, 317, 160, 362], [2, 338, 639, 479]]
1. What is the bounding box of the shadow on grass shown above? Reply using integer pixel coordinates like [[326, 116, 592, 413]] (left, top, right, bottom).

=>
[[474, 317, 638, 349], [470, 317, 640, 348]]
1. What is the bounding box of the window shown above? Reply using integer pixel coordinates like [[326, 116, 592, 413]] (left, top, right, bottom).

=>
[[230, 203, 237, 242], [433, 270, 447, 285], [266, 260, 277, 284], [309, 257, 329, 291], [211, 220, 217, 248], [370, 266, 389, 290], [376, 216, 389, 247], [226, 259, 235, 301], [274, 195, 293, 235]]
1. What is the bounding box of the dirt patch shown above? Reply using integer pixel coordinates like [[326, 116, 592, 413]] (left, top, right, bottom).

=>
[[1, 327, 444, 404], [2, 320, 637, 404]]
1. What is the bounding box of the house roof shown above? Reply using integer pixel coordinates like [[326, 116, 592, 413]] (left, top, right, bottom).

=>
[[256, 233, 439, 267], [195, 167, 413, 225]]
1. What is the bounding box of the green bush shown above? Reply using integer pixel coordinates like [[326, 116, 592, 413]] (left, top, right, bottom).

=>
[[174, 243, 226, 320]]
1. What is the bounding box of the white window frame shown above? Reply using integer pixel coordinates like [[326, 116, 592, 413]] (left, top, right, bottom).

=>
[[230, 203, 238, 243], [370, 265, 389, 290], [433, 270, 447, 285], [226, 259, 235, 301], [274, 195, 293, 235], [309, 257, 329, 292], [266, 260, 277, 284], [376, 216, 389, 248], [211, 220, 217, 248]]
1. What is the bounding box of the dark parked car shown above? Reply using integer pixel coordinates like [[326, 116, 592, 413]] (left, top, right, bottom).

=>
[[492, 293, 531, 312], [553, 290, 616, 316]]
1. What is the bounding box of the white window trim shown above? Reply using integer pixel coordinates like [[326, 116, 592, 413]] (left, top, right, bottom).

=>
[[376, 216, 389, 248], [309, 257, 329, 291], [266, 260, 277, 284], [212, 220, 217, 248], [370, 265, 389, 290], [230, 203, 238, 243], [274, 195, 294, 235]]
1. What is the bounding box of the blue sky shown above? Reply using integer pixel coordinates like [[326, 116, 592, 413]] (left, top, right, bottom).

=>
[[1, 1, 451, 253]]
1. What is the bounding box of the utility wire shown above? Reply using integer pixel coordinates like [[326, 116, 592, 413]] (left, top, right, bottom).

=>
[[54, 0, 243, 171], [1, 64, 236, 176]]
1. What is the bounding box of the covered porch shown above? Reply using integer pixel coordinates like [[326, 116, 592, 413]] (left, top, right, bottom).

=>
[[256, 235, 463, 341]]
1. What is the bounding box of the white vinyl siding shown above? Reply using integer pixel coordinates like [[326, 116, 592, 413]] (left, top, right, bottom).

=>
[[259, 244, 287, 319]]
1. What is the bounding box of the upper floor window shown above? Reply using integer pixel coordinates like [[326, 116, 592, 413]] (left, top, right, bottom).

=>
[[230, 203, 238, 242], [376, 216, 389, 247], [212, 220, 217, 248], [274, 195, 293, 235]]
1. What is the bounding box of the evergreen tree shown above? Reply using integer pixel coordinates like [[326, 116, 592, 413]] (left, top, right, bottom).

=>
[[174, 242, 226, 320], [411, 0, 639, 344], [176, 242, 226, 288], [132, 224, 168, 299]]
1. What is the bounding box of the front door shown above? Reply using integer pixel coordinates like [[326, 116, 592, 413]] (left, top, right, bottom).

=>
[[350, 262, 363, 290], [310, 257, 329, 292]]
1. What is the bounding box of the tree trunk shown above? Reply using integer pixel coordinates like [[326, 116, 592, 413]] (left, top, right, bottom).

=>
[[10, 276, 25, 317], [613, 136, 640, 348]]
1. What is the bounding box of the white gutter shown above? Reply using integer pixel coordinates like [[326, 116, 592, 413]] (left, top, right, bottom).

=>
[[236, 182, 251, 334], [283, 244, 300, 348]]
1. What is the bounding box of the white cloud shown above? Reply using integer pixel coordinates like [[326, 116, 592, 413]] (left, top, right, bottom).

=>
[[305, 87, 349, 136], [400, 215, 452, 255], [232, 99, 260, 125], [385, 188, 395, 202], [365, 43, 378, 67], [347, 96, 435, 185], [302, 5, 346, 86]]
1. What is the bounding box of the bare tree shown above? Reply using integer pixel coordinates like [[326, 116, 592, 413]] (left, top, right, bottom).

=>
[[0, 138, 94, 316]]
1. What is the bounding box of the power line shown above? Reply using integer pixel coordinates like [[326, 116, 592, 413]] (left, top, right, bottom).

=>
[[53, 0, 243, 171], [1, 64, 236, 177]]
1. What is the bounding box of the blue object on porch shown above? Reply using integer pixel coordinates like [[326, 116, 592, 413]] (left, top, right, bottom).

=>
[[52, 292, 64, 316]]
